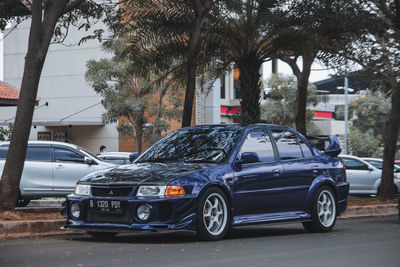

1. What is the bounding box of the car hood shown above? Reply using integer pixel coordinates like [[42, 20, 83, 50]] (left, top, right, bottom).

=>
[[79, 162, 213, 185]]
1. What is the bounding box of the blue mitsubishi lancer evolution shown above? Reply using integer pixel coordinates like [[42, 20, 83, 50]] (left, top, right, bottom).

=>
[[62, 124, 349, 241]]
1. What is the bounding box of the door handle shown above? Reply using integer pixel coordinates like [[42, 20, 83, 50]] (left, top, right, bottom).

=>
[[56, 164, 65, 170], [312, 169, 319, 174], [272, 169, 281, 177]]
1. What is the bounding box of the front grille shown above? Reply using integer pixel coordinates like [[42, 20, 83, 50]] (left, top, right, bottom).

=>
[[91, 186, 133, 197], [86, 211, 133, 224]]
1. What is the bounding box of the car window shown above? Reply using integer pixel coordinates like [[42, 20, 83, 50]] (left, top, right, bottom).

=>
[[54, 147, 85, 163], [342, 158, 369, 170], [26, 146, 52, 162], [0, 146, 8, 159], [299, 138, 314, 157], [239, 130, 276, 163], [271, 130, 303, 160], [367, 161, 382, 169]]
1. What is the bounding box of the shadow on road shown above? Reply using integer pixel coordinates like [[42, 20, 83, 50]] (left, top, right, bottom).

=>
[[63, 223, 316, 244]]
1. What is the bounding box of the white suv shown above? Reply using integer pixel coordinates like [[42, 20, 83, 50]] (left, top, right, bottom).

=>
[[0, 141, 115, 206]]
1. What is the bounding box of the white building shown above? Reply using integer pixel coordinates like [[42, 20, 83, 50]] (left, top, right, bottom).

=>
[[0, 20, 118, 154]]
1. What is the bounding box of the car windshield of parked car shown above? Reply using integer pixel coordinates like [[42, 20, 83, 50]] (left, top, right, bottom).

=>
[[137, 127, 241, 163], [367, 160, 400, 172]]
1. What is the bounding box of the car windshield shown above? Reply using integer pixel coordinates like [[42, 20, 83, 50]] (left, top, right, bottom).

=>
[[137, 127, 242, 164], [365, 160, 400, 172]]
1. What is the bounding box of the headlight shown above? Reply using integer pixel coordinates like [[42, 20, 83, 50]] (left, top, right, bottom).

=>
[[136, 186, 166, 197], [74, 184, 90, 196]]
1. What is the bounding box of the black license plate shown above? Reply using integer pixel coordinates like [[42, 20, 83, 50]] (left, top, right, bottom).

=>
[[88, 199, 124, 214]]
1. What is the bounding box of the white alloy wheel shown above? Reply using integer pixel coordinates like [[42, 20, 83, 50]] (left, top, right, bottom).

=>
[[317, 190, 336, 227], [202, 192, 228, 236]]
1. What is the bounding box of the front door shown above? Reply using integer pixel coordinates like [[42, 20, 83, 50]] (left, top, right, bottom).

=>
[[52, 146, 97, 194], [232, 129, 284, 216]]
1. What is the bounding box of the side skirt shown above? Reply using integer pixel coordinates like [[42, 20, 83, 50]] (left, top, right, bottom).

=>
[[232, 211, 311, 227]]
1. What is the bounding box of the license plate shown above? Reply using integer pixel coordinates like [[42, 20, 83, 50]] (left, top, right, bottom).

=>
[[88, 199, 124, 214]]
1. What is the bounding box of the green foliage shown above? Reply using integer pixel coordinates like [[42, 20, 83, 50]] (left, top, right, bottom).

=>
[[0, 123, 13, 141], [348, 94, 391, 137], [349, 128, 382, 158], [86, 37, 183, 152], [260, 73, 321, 135]]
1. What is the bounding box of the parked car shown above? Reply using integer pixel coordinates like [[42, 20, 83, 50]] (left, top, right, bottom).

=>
[[97, 152, 139, 165], [339, 155, 400, 195], [63, 125, 348, 241], [0, 141, 115, 206], [362, 157, 400, 179]]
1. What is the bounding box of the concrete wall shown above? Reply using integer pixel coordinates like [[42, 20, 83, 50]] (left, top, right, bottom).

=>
[[1, 20, 119, 153]]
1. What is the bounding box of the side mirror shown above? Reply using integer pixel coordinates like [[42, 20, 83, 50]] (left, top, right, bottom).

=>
[[368, 167, 374, 172], [324, 135, 341, 157], [235, 152, 259, 166], [84, 156, 95, 165]]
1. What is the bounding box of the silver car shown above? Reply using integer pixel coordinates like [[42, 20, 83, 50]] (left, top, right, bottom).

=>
[[339, 155, 400, 195], [0, 141, 115, 206]]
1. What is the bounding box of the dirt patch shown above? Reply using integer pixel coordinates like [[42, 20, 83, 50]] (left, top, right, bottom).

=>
[[348, 197, 398, 206], [0, 210, 63, 222]]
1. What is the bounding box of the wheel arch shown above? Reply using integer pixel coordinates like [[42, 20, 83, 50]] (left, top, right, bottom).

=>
[[305, 176, 337, 211]]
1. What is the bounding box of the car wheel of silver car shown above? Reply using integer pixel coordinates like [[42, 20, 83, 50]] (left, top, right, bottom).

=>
[[87, 231, 118, 239], [303, 186, 337, 233], [196, 187, 230, 241], [15, 199, 30, 207]]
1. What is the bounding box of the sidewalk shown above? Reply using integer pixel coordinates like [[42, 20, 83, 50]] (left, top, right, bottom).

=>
[[1, 203, 398, 239]]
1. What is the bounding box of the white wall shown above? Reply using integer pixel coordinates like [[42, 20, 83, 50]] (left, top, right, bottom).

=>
[[1, 20, 119, 152]]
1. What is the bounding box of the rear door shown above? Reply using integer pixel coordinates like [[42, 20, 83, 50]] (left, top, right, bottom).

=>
[[19, 145, 53, 196], [270, 129, 319, 212], [52, 146, 98, 194]]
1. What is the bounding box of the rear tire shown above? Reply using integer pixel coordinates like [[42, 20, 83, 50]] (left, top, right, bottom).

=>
[[196, 187, 230, 241], [303, 186, 337, 233], [16, 199, 30, 207], [87, 231, 118, 239]]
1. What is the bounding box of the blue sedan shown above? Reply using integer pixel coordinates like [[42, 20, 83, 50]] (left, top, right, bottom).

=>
[[62, 124, 349, 241]]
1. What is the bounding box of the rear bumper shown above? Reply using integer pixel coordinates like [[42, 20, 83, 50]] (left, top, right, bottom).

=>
[[336, 182, 350, 216]]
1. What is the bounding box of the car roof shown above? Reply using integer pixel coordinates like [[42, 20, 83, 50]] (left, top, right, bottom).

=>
[[99, 152, 133, 156], [0, 140, 80, 149], [183, 124, 293, 131]]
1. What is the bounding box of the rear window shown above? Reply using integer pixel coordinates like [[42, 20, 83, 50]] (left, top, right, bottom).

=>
[[271, 130, 303, 160], [0, 145, 51, 162], [26, 147, 52, 162], [0, 146, 7, 159]]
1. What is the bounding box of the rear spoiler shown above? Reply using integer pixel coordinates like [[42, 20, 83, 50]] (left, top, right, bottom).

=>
[[306, 135, 342, 157]]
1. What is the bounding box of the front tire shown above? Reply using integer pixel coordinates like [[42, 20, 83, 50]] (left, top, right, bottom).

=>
[[196, 187, 230, 241], [303, 186, 337, 233]]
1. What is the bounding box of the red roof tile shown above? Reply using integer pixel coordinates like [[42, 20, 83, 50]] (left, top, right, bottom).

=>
[[0, 80, 20, 100]]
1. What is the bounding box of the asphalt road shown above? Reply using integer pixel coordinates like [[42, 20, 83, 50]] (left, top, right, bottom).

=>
[[1, 217, 399, 267]]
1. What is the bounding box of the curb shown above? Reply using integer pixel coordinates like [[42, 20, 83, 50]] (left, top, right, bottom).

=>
[[0, 220, 65, 239], [1, 204, 398, 239], [339, 204, 398, 219]]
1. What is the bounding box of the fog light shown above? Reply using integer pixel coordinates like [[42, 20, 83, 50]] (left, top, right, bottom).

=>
[[137, 205, 150, 221], [70, 203, 80, 219]]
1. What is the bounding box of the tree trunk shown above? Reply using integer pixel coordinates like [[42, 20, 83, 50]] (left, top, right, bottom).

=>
[[237, 54, 263, 123], [135, 112, 144, 153], [280, 55, 313, 135], [378, 82, 400, 200], [181, 0, 212, 128], [295, 71, 311, 135], [0, 0, 69, 212]]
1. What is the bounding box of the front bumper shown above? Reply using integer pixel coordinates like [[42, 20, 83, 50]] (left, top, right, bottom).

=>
[[62, 194, 197, 233]]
